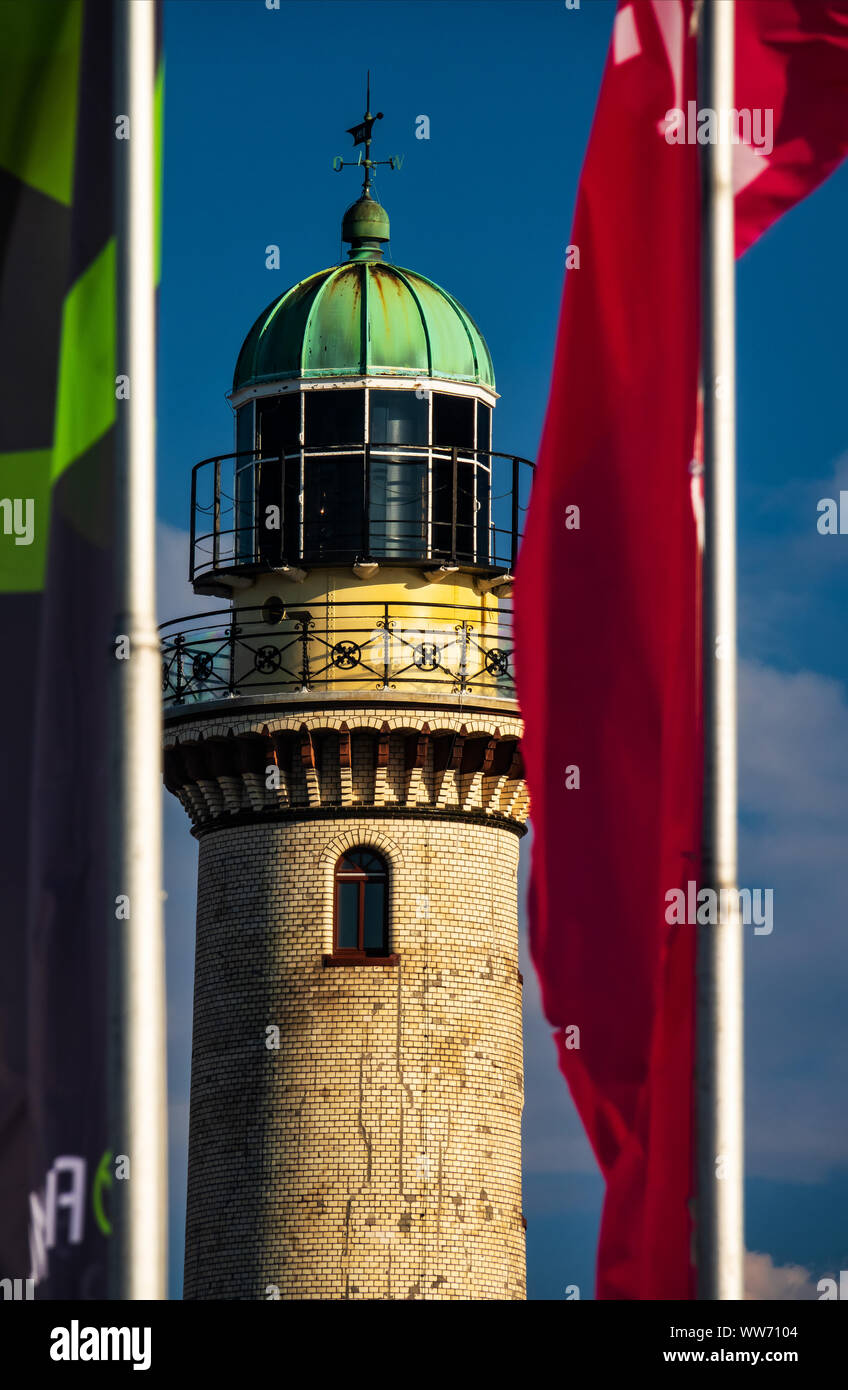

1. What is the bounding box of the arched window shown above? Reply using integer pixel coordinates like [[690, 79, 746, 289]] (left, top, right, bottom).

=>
[[332, 849, 390, 960]]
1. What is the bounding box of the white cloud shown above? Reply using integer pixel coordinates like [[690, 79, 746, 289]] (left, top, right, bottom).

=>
[[740, 659, 848, 828], [739, 451, 848, 664], [157, 520, 213, 625], [744, 1251, 819, 1301], [738, 659, 848, 1181]]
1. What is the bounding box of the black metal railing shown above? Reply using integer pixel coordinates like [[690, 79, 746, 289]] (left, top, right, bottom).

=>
[[160, 600, 515, 706], [189, 444, 534, 583]]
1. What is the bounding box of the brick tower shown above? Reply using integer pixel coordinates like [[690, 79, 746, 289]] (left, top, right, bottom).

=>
[[162, 111, 533, 1300]]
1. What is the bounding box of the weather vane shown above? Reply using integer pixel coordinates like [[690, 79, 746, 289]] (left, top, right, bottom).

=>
[[332, 72, 403, 192]]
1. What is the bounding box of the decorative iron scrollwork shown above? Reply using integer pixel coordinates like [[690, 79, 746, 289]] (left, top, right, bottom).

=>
[[484, 649, 510, 677], [253, 645, 282, 674], [330, 640, 362, 670], [413, 642, 441, 671], [192, 652, 214, 682]]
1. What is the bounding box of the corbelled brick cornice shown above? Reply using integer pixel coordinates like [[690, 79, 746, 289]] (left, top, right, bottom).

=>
[[164, 705, 528, 833]]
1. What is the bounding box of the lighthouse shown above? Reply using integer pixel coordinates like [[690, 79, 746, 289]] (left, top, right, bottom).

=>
[[161, 98, 533, 1300]]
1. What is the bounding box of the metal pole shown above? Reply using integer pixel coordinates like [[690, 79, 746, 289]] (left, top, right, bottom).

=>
[[110, 0, 167, 1300], [696, 0, 744, 1301]]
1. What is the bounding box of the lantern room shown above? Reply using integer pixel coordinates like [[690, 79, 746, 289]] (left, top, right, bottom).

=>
[[188, 190, 532, 593]]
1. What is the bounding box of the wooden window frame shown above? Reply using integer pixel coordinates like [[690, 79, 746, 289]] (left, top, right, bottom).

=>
[[324, 848, 397, 967]]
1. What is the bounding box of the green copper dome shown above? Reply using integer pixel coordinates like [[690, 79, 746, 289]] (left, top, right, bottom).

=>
[[233, 199, 495, 394]]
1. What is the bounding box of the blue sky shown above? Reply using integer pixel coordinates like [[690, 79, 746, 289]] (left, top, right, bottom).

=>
[[158, 0, 848, 1300]]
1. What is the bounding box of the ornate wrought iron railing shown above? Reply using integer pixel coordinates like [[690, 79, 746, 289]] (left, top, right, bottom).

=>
[[160, 600, 516, 706], [189, 444, 534, 582]]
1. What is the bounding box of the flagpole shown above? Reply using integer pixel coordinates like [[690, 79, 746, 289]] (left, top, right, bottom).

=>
[[110, 0, 167, 1299], [696, 0, 744, 1301]]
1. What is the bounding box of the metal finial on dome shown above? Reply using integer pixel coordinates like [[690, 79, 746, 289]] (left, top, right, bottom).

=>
[[341, 191, 390, 262]]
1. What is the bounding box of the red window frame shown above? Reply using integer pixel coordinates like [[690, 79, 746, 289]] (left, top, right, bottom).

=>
[[326, 848, 396, 966]]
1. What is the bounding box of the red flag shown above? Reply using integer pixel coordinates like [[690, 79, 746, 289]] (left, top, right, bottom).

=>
[[515, 0, 848, 1302], [735, 0, 848, 253]]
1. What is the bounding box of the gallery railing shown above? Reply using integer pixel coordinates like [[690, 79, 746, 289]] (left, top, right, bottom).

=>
[[189, 444, 534, 581], [160, 600, 516, 706]]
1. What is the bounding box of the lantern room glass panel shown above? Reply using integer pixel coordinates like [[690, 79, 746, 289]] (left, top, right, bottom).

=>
[[433, 392, 474, 449], [303, 390, 365, 561], [304, 389, 365, 445], [303, 455, 364, 561], [369, 390, 427, 448], [256, 393, 301, 565], [369, 391, 428, 558], [432, 392, 476, 562]]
